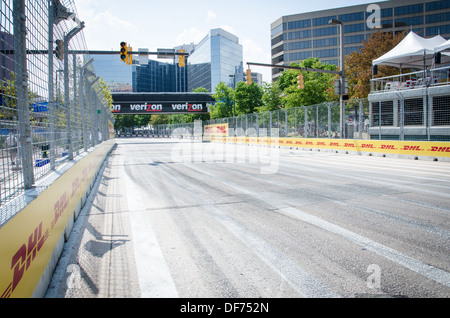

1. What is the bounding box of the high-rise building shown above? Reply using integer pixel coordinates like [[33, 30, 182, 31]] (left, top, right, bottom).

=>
[[91, 54, 133, 92], [188, 28, 244, 92], [271, 0, 450, 81], [92, 28, 244, 93]]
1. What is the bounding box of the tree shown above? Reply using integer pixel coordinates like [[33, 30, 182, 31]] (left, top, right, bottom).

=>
[[345, 30, 407, 99], [258, 81, 284, 112], [210, 82, 234, 119], [234, 81, 263, 115], [149, 114, 169, 126], [277, 58, 338, 108]]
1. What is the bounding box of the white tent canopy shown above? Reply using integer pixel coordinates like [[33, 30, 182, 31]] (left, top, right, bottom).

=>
[[372, 31, 447, 69], [435, 39, 450, 53]]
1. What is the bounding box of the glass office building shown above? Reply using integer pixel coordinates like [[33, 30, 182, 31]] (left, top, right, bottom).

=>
[[271, 0, 450, 81], [188, 28, 243, 92], [92, 53, 188, 93], [92, 29, 243, 93], [91, 54, 133, 92]]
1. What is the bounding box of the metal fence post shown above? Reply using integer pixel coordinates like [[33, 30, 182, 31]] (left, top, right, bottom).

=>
[[327, 103, 332, 138], [14, 0, 34, 189], [304, 106, 308, 137], [63, 25, 84, 160], [358, 100, 363, 139], [48, 0, 56, 170]]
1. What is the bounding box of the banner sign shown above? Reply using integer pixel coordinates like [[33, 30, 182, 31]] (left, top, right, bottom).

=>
[[111, 101, 209, 114], [111, 93, 214, 115], [204, 123, 229, 138]]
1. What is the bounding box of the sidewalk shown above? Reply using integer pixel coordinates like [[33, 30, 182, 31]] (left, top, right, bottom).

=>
[[44, 153, 141, 298]]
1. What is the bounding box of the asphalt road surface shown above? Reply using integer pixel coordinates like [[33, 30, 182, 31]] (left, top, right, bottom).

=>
[[46, 138, 450, 298]]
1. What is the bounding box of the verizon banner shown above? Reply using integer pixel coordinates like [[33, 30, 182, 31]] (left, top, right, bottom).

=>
[[111, 101, 209, 114], [111, 93, 214, 115]]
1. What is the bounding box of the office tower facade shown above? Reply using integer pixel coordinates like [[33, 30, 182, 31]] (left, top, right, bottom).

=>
[[271, 0, 450, 81], [188, 28, 244, 92]]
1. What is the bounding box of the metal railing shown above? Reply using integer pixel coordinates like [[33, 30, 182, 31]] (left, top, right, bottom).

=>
[[1, 0, 114, 216], [370, 65, 450, 94]]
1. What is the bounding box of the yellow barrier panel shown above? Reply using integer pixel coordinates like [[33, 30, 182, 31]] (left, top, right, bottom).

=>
[[204, 123, 229, 140], [0, 140, 114, 298], [210, 136, 450, 159]]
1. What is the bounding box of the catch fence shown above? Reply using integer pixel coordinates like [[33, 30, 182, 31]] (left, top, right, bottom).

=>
[[0, 0, 114, 217]]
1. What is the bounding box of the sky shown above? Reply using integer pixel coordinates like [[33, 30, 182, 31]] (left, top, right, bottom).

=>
[[74, 0, 385, 83]]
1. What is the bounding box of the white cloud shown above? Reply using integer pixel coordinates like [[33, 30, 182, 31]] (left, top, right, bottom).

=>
[[207, 10, 216, 23], [242, 37, 272, 82], [175, 27, 206, 46]]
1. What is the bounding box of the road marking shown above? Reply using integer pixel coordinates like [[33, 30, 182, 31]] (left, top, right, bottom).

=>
[[208, 204, 341, 298], [279, 206, 450, 288], [124, 169, 179, 298], [187, 163, 450, 289], [164, 164, 340, 297]]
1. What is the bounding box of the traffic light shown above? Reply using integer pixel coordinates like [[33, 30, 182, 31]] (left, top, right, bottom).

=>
[[178, 49, 185, 67], [297, 73, 304, 89], [120, 41, 127, 63], [127, 45, 133, 65], [55, 39, 63, 60], [245, 68, 252, 85]]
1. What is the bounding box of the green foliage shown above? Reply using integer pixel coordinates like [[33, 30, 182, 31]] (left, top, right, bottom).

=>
[[277, 58, 338, 109], [258, 81, 284, 112], [234, 81, 264, 115], [210, 82, 234, 119]]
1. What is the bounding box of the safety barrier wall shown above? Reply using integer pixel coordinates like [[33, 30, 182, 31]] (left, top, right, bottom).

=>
[[0, 139, 115, 298], [210, 136, 450, 161]]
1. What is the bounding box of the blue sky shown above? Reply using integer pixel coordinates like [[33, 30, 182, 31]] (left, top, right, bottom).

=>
[[75, 0, 385, 82]]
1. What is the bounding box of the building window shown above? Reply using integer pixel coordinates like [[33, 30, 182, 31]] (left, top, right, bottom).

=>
[[289, 51, 312, 61], [289, 30, 311, 40], [272, 34, 284, 46], [289, 40, 312, 50], [272, 44, 284, 55], [271, 23, 285, 37], [395, 16, 424, 28], [426, 24, 450, 36], [313, 16, 336, 26], [344, 34, 365, 44], [381, 8, 393, 17], [344, 23, 365, 33], [426, 0, 450, 11], [313, 26, 337, 37], [314, 37, 338, 47], [395, 4, 423, 16], [345, 46, 361, 55], [314, 48, 337, 58], [426, 12, 450, 24], [288, 19, 311, 29], [339, 12, 364, 22]]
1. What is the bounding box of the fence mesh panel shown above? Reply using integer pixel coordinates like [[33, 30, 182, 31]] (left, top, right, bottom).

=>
[[1, 0, 113, 219]]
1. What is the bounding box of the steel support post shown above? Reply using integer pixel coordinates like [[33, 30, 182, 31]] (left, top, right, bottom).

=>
[[14, 0, 34, 188]]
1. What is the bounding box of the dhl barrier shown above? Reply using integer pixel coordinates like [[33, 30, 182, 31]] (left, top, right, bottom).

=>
[[203, 123, 229, 140], [210, 136, 450, 160], [0, 140, 115, 298]]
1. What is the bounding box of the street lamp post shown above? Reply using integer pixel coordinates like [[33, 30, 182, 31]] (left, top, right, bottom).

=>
[[329, 19, 345, 139]]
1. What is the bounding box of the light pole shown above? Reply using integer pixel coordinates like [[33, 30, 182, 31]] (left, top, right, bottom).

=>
[[329, 18, 345, 138]]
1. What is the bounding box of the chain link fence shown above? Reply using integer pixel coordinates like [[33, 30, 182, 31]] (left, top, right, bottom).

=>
[[1, 0, 114, 214]]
